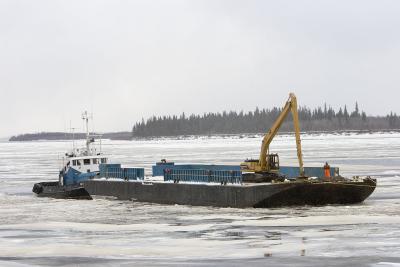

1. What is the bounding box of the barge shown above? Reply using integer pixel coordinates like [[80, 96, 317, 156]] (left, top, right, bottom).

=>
[[81, 162, 376, 208], [83, 177, 376, 208]]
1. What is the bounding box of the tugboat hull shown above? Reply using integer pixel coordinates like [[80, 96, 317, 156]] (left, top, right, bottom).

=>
[[32, 182, 92, 200], [83, 178, 376, 208]]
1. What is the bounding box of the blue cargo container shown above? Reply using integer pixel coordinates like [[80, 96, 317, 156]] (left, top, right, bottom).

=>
[[153, 162, 241, 176], [280, 166, 338, 178], [164, 169, 242, 184], [153, 162, 338, 180], [99, 164, 144, 180]]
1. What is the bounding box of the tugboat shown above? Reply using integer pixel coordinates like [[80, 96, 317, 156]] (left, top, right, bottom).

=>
[[32, 111, 108, 199]]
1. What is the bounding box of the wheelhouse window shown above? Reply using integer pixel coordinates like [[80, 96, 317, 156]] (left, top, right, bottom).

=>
[[83, 159, 91, 165], [72, 160, 77, 166], [92, 158, 98, 164], [101, 158, 107, 164]]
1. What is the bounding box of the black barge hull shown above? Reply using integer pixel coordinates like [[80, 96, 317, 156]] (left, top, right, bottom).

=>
[[83, 178, 376, 208], [33, 182, 92, 200]]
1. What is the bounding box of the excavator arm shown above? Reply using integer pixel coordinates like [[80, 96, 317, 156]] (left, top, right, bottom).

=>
[[241, 93, 305, 177]]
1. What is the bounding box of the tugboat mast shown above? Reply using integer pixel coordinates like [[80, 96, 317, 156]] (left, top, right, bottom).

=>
[[82, 111, 91, 155]]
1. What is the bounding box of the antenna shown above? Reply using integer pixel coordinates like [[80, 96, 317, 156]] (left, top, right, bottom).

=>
[[82, 111, 94, 154], [69, 120, 74, 151], [63, 116, 67, 141], [90, 111, 95, 135], [69, 125, 77, 153], [82, 111, 89, 153]]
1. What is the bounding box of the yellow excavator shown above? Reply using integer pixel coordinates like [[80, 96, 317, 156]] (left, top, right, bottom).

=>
[[240, 93, 305, 182]]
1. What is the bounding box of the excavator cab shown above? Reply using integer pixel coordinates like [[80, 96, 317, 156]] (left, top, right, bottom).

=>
[[241, 154, 283, 183], [267, 154, 279, 171]]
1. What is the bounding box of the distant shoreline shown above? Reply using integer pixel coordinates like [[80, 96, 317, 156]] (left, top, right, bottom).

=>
[[8, 129, 400, 142], [8, 131, 132, 142], [8, 103, 400, 142]]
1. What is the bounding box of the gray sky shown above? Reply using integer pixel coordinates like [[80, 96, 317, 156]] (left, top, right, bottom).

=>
[[1, 0, 399, 137]]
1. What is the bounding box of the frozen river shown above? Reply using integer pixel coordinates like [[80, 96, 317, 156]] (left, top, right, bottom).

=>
[[0, 132, 399, 266]]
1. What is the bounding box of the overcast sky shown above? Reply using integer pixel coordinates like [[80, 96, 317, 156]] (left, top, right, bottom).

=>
[[0, 0, 399, 137]]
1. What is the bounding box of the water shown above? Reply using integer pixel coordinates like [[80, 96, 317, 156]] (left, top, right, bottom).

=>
[[0, 132, 400, 266]]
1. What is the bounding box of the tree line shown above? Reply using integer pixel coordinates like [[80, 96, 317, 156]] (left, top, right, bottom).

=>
[[132, 102, 400, 137]]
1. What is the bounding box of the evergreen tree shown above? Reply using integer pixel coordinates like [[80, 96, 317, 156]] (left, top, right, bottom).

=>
[[343, 105, 349, 121], [351, 102, 360, 118], [362, 112, 367, 122]]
